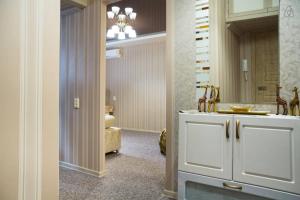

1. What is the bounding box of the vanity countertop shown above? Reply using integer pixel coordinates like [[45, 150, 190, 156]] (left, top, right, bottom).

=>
[[179, 110, 300, 120]]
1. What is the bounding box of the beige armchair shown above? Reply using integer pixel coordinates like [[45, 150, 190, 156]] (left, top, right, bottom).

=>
[[105, 114, 121, 153]]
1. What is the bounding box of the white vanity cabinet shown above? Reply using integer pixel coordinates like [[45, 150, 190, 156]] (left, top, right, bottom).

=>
[[178, 113, 300, 200]]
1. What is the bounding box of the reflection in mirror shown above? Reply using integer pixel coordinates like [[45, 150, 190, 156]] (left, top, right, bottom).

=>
[[195, 0, 279, 104]]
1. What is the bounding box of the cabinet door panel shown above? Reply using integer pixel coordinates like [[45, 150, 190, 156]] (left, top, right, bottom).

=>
[[226, 0, 279, 22], [231, 0, 264, 14], [233, 116, 300, 194], [179, 113, 233, 180], [186, 123, 223, 169]]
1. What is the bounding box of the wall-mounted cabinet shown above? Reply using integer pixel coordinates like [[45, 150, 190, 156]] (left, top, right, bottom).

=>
[[226, 0, 279, 22]]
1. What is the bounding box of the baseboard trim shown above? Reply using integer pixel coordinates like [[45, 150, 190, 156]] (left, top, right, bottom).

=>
[[99, 169, 107, 178], [59, 161, 106, 178], [121, 128, 161, 134], [163, 189, 177, 199]]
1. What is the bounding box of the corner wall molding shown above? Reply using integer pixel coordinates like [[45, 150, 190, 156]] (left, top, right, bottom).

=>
[[19, 0, 44, 199]]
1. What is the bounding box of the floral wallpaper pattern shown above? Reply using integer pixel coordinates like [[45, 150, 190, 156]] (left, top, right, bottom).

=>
[[280, 0, 300, 101]]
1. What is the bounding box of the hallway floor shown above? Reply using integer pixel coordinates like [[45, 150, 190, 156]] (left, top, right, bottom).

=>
[[60, 130, 170, 200]]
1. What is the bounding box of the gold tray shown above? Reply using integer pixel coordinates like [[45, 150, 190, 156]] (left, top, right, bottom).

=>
[[217, 110, 270, 115], [230, 106, 252, 112]]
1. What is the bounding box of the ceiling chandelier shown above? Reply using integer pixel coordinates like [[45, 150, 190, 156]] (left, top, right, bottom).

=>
[[107, 6, 137, 40]]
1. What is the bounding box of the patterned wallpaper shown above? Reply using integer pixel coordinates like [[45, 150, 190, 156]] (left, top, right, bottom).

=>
[[106, 41, 166, 132], [60, 0, 102, 173], [174, 0, 197, 124], [173, 0, 197, 187], [280, 0, 300, 101]]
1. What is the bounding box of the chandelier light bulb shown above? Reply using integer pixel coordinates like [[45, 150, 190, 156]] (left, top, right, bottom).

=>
[[107, 11, 114, 19], [118, 32, 126, 40], [111, 6, 120, 15], [124, 25, 133, 34], [129, 12, 137, 20], [111, 25, 119, 34], [107, 29, 115, 38], [125, 7, 133, 15], [129, 30, 136, 38]]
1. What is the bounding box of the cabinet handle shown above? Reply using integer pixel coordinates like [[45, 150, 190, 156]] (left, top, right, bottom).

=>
[[223, 182, 242, 191], [236, 120, 240, 140], [225, 120, 230, 139]]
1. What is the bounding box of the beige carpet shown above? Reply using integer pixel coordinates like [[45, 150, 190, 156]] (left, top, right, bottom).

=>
[[60, 130, 171, 200]]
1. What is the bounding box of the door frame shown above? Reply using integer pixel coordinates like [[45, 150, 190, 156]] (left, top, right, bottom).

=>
[[101, 0, 177, 198], [17, 0, 60, 199]]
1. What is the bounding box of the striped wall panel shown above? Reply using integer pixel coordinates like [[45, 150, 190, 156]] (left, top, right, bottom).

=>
[[60, 0, 101, 173], [106, 40, 166, 132], [195, 0, 210, 99]]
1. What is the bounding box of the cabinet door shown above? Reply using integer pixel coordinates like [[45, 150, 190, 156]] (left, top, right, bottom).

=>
[[227, 0, 279, 22], [233, 116, 300, 194], [178, 113, 233, 180], [230, 0, 265, 14]]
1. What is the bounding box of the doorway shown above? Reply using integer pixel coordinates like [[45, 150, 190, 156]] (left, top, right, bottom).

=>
[[58, 0, 172, 199]]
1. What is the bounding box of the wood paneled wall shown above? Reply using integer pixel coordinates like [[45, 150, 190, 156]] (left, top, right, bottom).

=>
[[220, 27, 240, 103], [209, 0, 240, 103], [106, 40, 166, 132], [240, 30, 279, 104], [60, 0, 101, 173]]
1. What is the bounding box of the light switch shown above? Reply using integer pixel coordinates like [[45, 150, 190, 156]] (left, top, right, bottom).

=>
[[74, 98, 80, 109], [241, 59, 248, 72], [113, 96, 117, 101]]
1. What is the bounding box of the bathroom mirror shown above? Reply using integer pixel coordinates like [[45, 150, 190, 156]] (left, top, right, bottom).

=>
[[195, 0, 279, 104]]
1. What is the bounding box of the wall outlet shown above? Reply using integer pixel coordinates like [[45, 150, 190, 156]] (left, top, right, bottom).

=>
[[74, 98, 80, 109]]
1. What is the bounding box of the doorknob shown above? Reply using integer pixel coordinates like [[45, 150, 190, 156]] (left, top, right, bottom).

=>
[[236, 120, 240, 140], [225, 120, 230, 139]]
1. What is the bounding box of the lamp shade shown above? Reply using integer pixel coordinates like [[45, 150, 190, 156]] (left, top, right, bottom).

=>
[[129, 12, 137, 20], [118, 32, 126, 40], [129, 30, 136, 38], [107, 29, 115, 38], [118, 14, 126, 21], [125, 7, 133, 15], [124, 25, 133, 34], [111, 6, 120, 14], [107, 11, 114, 19], [112, 25, 119, 34]]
